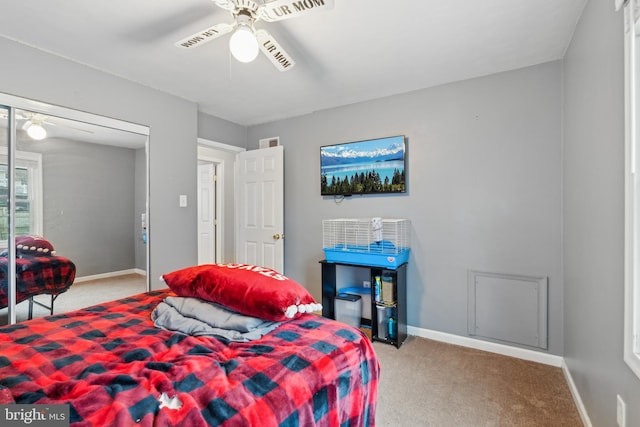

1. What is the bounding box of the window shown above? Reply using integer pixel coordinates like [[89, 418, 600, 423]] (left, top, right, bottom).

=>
[[0, 151, 42, 246], [623, 0, 640, 379]]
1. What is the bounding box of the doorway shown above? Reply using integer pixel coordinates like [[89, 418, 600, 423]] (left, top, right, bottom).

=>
[[197, 161, 216, 264], [197, 139, 244, 264]]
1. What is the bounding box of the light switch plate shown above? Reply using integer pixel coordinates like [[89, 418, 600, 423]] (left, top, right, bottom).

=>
[[179, 195, 187, 207]]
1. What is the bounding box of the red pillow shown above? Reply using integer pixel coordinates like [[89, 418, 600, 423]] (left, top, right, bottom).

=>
[[161, 263, 322, 322], [16, 235, 56, 256]]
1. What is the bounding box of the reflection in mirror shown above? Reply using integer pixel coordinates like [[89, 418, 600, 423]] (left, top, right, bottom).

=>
[[0, 107, 148, 324], [0, 106, 10, 323]]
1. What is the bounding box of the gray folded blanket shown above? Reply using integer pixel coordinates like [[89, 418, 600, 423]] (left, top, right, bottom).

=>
[[151, 296, 282, 342]]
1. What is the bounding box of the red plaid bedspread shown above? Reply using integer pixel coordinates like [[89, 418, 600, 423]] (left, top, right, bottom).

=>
[[0, 256, 76, 309], [0, 289, 379, 426]]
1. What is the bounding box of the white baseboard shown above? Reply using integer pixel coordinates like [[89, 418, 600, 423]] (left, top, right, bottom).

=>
[[406, 325, 592, 425], [407, 325, 563, 366], [561, 360, 593, 427], [74, 268, 146, 283]]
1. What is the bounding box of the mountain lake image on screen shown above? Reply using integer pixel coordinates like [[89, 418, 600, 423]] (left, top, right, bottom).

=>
[[320, 135, 406, 196]]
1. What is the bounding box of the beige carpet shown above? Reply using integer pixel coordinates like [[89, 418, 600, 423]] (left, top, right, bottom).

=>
[[373, 336, 583, 426]]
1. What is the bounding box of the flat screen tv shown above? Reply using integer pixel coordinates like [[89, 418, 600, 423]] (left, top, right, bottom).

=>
[[320, 135, 406, 196]]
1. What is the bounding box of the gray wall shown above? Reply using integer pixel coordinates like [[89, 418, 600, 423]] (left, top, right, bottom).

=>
[[247, 61, 564, 355], [198, 112, 247, 149], [9, 136, 140, 277], [0, 37, 199, 289], [37, 138, 136, 277], [563, 0, 640, 425]]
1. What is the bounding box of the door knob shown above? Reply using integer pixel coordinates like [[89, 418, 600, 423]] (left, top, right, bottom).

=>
[[273, 233, 282, 240]]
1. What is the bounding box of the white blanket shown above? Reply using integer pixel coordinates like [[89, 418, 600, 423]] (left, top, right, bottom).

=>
[[151, 296, 282, 342]]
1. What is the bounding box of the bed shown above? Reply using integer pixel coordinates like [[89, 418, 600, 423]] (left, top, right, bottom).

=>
[[0, 263, 379, 426], [0, 235, 76, 319]]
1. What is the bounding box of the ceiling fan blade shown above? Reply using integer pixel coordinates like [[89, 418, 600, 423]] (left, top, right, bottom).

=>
[[215, 0, 260, 14], [255, 29, 295, 71], [258, 0, 334, 22], [175, 23, 235, 49], [212, 0, 235, 11]]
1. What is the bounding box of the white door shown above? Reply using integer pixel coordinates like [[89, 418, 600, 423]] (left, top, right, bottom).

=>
[[235, 146, 284, 272], [197, 162, 216, 264]]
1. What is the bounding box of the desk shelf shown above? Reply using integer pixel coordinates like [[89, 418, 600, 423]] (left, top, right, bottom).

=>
[[321, 260, 407, 348]]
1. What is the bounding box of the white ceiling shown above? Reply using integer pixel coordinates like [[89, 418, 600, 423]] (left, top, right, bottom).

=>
[[0, 0, 587, 127]]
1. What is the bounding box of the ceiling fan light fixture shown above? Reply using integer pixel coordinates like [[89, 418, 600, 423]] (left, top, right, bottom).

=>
[[229, 25, 259, 63], [26, 123, 47, 140]]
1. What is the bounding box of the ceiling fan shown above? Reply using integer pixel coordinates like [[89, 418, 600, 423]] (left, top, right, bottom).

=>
[[0, 112, 53, 140], [20, 113, 51, 140], [175, 0, 334, 71], [0, 111, 93, 141]]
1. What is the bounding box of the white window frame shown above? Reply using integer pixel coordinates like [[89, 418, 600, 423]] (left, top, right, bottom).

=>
[[0, 150, 43, 248], [623, 0, 640, 379]]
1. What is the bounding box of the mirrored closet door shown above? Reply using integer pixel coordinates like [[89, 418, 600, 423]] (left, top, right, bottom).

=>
[[0, 106, 11, 323], [0, 95, 149, 325]]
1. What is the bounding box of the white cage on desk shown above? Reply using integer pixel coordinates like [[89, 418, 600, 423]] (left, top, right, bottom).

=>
[[322, 218, 410, 268]]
